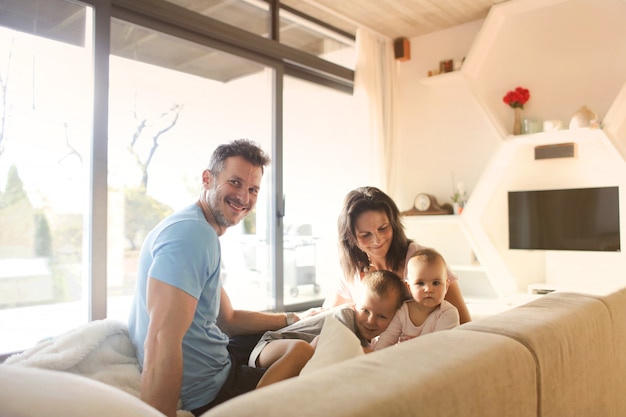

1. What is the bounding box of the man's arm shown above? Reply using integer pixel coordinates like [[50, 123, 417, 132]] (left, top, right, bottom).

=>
[[217, 288, 298, 336], [142, 278, 197, 417]]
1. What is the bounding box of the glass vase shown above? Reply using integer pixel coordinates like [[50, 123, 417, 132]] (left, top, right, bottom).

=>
[[513, 107, 522, 135]]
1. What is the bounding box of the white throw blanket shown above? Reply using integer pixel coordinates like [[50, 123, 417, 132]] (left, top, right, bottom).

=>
[[5, 319, 192, 417]]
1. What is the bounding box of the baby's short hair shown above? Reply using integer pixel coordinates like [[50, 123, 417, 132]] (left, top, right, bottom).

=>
[[361, 270, 408, 309], [408, 247, 448, 280], [409, 247, 446, 267]]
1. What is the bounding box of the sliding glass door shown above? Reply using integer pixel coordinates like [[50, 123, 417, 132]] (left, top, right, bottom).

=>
[[282, 75, 374, 307], [106, 18, 276, 317], [0, 0, 360, 356], [0, 0, 94, 353]]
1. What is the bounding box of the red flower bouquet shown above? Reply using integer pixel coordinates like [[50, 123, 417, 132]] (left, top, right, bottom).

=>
[[503, 87, 530, 109]]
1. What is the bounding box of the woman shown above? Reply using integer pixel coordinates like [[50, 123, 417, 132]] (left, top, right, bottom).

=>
[[323, 186, 472, 324]]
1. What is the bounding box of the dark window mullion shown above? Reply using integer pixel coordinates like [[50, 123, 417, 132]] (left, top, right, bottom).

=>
[[111, 0, 353, 89]]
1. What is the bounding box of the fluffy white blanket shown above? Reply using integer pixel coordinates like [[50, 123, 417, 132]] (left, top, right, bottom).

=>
[[5, 319, 192, 417], [5, 319, 141, 396]]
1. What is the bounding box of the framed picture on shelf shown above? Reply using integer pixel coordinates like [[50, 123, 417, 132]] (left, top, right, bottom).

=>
[[439, 59, 453, 73]]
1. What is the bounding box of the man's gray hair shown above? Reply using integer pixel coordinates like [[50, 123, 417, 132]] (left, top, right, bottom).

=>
[[208, 138, 270, 175]]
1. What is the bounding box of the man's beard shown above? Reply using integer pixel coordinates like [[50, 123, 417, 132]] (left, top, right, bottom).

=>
[[207, 187, 242, 229]]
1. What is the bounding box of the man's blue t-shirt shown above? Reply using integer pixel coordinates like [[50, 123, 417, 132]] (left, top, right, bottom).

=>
[[128, 204, 230, 410]]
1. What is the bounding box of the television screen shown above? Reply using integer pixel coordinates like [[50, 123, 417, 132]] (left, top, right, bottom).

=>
[[508, 186, 621, 252]]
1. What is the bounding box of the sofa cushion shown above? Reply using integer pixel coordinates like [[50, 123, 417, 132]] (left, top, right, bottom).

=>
[[300, 315, 364, 375], [202, 330, 537, 417], [0, 365, 165, 417], [458, 292, 617, 417], [573, 287, 626, 414]]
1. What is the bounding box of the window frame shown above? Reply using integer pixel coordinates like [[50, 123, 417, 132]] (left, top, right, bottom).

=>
[[0, 0, 355, 360], [88, 0, 354, 317]]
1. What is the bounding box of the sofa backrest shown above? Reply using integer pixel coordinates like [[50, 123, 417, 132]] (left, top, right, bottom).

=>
[[459, 291, 620, 417], [203, 329, 537, 417], [572, 287, 626, 413]]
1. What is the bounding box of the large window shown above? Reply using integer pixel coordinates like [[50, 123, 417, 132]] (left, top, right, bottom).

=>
[[0, 0, 93, 353], [279, 6, 355, 69], [280, 75, 373, 307], [160, 0, 356, 70], [0, 0, 360, 355], [106, 18, 275, 318], [164, 0, 271, 39]]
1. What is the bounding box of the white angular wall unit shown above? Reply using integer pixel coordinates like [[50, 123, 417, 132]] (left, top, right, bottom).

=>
[[461, 0, 626, 297], [412, 0, 626, 300]]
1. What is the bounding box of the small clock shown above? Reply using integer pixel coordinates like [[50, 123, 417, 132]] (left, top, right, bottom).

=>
[[401, 193, 453, 216], [414, 193, 433, 211]]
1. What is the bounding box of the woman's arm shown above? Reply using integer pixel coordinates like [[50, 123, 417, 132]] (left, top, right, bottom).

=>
[[432, 303, 461, 331], [444, 281, 472, 324]]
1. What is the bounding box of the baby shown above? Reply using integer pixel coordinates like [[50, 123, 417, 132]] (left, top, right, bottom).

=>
[[249, 269, 406, 388], [372, 247, 460, 350]]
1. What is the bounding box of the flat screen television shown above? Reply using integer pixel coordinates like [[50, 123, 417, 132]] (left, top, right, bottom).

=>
[[508, 186, 621, 252]]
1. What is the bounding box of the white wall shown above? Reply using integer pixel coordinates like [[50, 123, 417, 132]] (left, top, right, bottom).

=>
[[393, 0, 626, 295], [479, 130, 626, 293], [392, 19, 497, 212]]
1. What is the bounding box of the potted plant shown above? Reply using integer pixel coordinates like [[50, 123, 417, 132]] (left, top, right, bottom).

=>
[[451, 182, 467, 214]]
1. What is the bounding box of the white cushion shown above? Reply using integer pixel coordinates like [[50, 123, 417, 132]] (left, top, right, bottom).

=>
[[300, 315, 364, 375], [0, 365, 166, 417]]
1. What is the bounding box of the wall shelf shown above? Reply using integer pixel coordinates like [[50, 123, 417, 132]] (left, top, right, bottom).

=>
[[462, 0, 626, 141], [401, 214, 458, 223], [419, 71, 463, 86]]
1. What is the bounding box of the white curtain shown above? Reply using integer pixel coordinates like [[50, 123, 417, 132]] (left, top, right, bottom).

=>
[[353, 28, 398, 195]]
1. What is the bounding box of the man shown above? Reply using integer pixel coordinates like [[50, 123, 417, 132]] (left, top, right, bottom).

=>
[[128, 139, 299, 417]]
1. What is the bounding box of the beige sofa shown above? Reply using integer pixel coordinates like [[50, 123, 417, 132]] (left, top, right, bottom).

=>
[[2, 287, 625, 417]]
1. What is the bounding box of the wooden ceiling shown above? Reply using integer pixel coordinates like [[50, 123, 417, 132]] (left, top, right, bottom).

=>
[[281, 0, 509, 39]]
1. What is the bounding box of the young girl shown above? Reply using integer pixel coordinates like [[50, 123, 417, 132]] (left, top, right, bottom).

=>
[[372, 248, 460, 350]]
